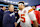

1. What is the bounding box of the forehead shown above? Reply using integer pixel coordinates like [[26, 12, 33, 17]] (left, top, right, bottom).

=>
[[10, 5, 13, 7], [32, 6, 35, 7], [18, 5, 21, 6]]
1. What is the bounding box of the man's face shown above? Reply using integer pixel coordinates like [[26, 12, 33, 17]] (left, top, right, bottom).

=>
[[18, 5, 23, 10], [9, 5, 14, 12], [32, 6, 36, 10], [3, 7, 6, 11]]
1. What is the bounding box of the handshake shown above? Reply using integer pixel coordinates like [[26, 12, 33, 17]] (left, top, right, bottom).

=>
[[15, 22, 18, 27], [15, 18, 23, 27]]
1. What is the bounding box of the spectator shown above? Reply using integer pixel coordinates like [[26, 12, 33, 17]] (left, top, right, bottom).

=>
[[0, 6, 6, 27], [32, 6, 36, 10]]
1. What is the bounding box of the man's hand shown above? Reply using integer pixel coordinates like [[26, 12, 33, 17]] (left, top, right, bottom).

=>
[[33, 20, 38, 27], [14, 22, 17, 27]]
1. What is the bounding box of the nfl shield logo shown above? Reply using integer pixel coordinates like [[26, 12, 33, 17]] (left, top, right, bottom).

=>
[[24, 10, 26, 13]]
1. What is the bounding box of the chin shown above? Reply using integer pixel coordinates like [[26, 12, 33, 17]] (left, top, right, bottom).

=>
[[10, 11, 13, 12], [19, 8, 22, 9]]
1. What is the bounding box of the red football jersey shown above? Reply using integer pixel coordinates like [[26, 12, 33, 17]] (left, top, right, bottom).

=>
[[38, 11, 40, 24], [34, 10, 40, 24]]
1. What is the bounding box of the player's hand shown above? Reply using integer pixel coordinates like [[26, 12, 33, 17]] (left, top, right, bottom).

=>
[[20, 18, 23, 22], [20, 20, 22, 21], [14, 22, 17, 27]]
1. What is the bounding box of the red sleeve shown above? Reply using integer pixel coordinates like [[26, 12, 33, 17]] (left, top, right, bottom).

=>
[[38, 11, 40, 24], [34, 10, 39, 24]]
